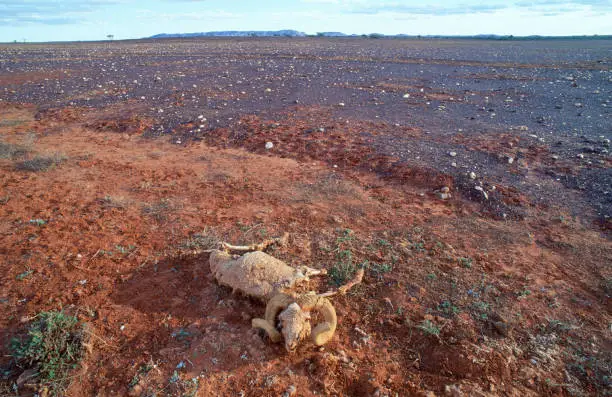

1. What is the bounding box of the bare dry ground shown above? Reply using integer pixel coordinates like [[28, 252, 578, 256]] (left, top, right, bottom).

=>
[[0, 38, 610, 396]]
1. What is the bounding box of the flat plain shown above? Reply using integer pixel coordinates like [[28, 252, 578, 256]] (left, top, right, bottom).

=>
[[0, 38, 610, 396]]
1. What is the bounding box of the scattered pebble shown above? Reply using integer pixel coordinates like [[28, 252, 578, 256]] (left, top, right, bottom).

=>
[[265, 142, 274, 150], [449, 151, 457, 157], [475, 185, 489, 200], [436, 191, 452, 200], [282, 385, 297, 397], [469, 172, 477, 180]]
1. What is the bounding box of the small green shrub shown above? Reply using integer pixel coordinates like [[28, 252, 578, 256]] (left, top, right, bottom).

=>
[[459, 257, 473, 268], [328, 229, 361, 286], [115, 244, 136, 255], [438, 300, 460, 316], [10, 311, 86, 395], [416, 319, 440, 336], [15, 269, 34, 281], [329, 260, 359, 286]]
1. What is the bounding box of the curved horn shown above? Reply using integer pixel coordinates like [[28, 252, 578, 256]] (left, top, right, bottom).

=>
[[298, 295, 337, 346], [252, 318, 281, 342], [251, 293, 293, 343]]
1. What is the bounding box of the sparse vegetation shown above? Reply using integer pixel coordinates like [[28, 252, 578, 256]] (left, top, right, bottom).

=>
[[416, 319, 440, 336], [438, 300, 460, 316], [0, 119, 28, 127], [115, 244, 136, 255], [0, 140, 29, 159], [142, 198, 173, 222], [366, 260, 393, 280], [517, 287, 532, 298], [180, 228, 219, 251], [10, 311, 87, 395], [15, 153, 66, 172], [459, 257, 473, 268], [15, 268, 34, 281], [300, 173, 358, 201], [99, 195, 129, 209], [328, 229, 363, 286], [128, 363, 154, 390]]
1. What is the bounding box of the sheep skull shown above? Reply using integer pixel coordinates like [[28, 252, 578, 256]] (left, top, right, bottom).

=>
[[278, 303, 311, 352]]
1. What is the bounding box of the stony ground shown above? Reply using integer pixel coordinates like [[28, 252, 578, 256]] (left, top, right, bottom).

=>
[[0, 38, 610, 396]]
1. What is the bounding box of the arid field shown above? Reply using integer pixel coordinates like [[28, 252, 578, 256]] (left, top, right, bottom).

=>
[[0, 38, 610, 396]]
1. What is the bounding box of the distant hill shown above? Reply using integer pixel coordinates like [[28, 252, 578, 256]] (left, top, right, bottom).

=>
[[149, 30, 307, 39], [316, 32, 349, 37], [148, 31, 612, 40]]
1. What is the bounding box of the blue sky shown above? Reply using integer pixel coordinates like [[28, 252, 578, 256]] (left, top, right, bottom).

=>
[[0, 0, 610, 42]]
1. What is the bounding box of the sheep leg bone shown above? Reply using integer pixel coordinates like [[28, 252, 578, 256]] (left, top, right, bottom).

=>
[[221, 232, 289, 252], [318, 268, 364, 298]]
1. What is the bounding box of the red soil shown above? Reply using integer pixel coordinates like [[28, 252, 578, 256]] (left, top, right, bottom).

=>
[[0, 103, 610, 396]]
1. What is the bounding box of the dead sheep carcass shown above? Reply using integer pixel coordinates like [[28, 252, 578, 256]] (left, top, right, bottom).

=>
[[208, 235, 362, 352]]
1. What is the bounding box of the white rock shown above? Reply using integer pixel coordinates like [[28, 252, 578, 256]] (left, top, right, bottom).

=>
[[283, 385, 297, 397], [437, 192, 452, 200], [403, 93, 410, 98], [475, 186, 488, 200], [508, 157, 514, 164], [449, 151, 457, 157], [338, 102, 345, 107], [265, 142, 274, 150], [469, 172, 477, 180]]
